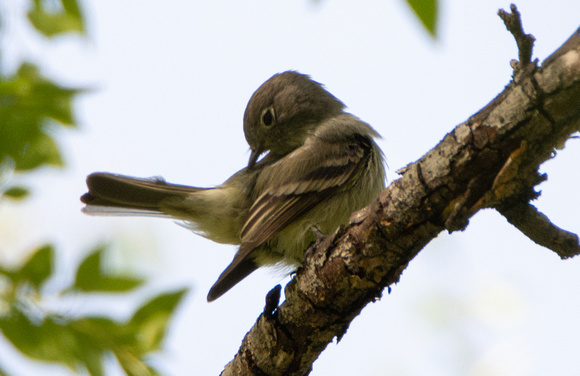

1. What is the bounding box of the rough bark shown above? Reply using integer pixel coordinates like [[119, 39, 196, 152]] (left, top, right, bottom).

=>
[[222, 6, 580, 376]]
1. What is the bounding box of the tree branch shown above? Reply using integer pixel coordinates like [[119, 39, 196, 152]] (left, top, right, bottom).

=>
[[497, 201, 580, 259], [222, 11, 580, 376], [498, 4, 535, 70]]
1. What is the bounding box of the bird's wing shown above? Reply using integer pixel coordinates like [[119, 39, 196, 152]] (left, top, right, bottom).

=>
[[207, 133, 375, 301], [241, 133, 374, 246]]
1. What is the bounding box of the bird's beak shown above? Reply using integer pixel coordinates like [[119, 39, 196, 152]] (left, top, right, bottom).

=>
[[248, 148, 263, 168]]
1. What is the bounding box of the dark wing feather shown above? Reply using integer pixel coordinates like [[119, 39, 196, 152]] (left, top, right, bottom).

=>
[[207, 135, 374, 301], [207, 255, 258, 302], [240, 136, 370, 246]]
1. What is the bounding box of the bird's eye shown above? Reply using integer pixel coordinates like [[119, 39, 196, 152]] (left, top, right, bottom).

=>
[[261, 107, 275, 127]]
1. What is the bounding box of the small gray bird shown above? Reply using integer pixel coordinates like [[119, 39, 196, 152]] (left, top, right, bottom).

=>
[[81, 71, 385, 301]]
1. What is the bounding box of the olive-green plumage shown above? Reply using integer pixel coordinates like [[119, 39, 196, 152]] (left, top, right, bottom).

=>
[[81, 71, 385, 301]]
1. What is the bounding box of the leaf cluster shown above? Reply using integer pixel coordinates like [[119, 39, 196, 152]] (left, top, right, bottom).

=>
[[0, 2, 189, 375], [0, 246, 188, 376], [0, 0, 86, 200]]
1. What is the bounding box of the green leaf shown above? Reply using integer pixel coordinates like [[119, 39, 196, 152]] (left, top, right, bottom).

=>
[[0, 265, 15, 281], [2, 185, 30, 200], [129, 288, 188, 353], [14, 133, 63, 171], [0, 246, 185, 375], [405, 0, 438, 38], [17, 244, 54, 290], [69, 317, 123, 376], [0, 62, 83, 172], [0, 310, 113, 375], [70, 316, 134, 351], [0, 310, 79, 369], [70, 316, 158, 376], [73, 246, 145, 293], [116, 352, 158, 376], [75, 346, 104, 376], [62, 0, 83, 18], [27, 0, 85, 37]]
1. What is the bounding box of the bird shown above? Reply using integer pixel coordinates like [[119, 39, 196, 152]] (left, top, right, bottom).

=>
[[81, 71, 386, 301]]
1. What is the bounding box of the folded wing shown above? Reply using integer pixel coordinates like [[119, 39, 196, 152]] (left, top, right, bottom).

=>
[[207, 133, 376, 301]]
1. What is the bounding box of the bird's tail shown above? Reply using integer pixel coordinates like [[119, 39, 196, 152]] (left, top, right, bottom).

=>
[[81, 172, 205, 217]]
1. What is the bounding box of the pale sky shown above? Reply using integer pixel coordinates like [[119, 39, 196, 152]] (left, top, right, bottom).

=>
[[1, 0, 579, 375]]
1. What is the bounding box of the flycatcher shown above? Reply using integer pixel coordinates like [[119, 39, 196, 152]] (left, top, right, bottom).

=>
[[81, 71, 386, 301]]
